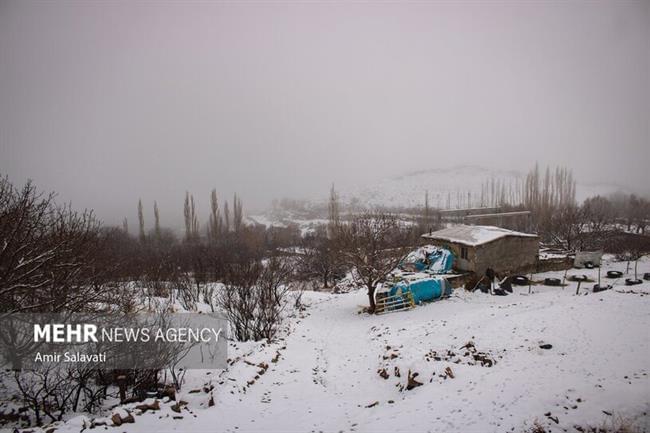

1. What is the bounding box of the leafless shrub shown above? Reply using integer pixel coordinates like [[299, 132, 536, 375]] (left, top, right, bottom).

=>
[[174, 272, 198, 311], [217, 256, 293, 341], [13, 364, 104, 425], [595, 414, 645, 433], [522, 413, 647, 433], [522, 420, 547, 433]]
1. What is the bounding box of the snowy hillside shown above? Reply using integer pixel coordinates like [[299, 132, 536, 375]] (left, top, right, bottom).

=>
[[252, 166, 633, 230], [248, 166, 633, 229], [27, 255, 650, 433], [341, 166, 524, 210], [340, 166, 632, 210]]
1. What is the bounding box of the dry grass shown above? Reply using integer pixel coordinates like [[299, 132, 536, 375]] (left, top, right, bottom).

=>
[[592, 414, 646, 433], [523, 413, 648, 433], [525, 420, 547, 433]]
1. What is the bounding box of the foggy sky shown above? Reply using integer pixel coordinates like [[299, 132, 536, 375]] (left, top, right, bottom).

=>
[[1, 0, 648, 227]]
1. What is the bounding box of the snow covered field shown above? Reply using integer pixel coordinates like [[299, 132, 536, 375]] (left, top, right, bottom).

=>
[[9, 256, 650, 433]]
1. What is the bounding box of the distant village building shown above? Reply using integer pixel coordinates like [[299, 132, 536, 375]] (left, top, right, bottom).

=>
[[421, 225, 539, 275], [462, 210, 532, 232], [438, 207, 533, 232]]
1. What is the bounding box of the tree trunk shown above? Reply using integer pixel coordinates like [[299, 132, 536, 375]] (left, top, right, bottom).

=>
[[117, 375, 127, 403], [367, 285, 376, 314]]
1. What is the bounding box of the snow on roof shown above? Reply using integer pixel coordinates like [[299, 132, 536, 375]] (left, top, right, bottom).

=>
[[421, 224, 538, 246]]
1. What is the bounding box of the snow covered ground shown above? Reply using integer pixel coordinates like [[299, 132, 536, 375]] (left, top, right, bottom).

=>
[[8, 256, 650, 433], [248, 214, 329, 236]]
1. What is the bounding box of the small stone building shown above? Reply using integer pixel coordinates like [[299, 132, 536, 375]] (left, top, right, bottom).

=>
[[421, 225, 539, 275]]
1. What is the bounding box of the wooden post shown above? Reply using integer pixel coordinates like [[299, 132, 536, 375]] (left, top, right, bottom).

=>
[[598, 267, 601, 287], [575, 280, 581, 296], [528, 272, 533, 294]]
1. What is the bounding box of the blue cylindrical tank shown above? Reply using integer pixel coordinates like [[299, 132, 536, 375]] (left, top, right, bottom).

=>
[[389, 278, 451, 303]]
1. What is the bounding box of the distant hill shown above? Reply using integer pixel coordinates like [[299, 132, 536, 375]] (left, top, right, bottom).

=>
[[340, 165, 632, 210], [252, 165, 633, 228]]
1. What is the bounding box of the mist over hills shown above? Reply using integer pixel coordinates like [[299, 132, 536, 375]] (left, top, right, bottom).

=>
[[339, 165, 633, 210], [250, 165, 636, 231]]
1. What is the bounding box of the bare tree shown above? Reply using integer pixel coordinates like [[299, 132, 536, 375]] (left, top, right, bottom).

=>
[[208, 188, 221, 242], [419, 190, 433, 234], [327, 183, 341, 238], [223, 200, 230, 233], [184, 192, 199, 242], [0, 177, 108, 317], [582, 195, 614, 237], [520, 163, 578, 241], [137, 199, 145, 242], [184, 192, 191, 241], [550, 203, 584, 251], [628, 194, 650, 234], [299, 226, 343, 289], [337, 212, 412, 314], [190, 195, 199, 238], [233, 193, 243, 233], [153, 200, 161, 241]]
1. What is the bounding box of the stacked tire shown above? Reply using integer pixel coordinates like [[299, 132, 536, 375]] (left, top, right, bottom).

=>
[[512, 275, 529, 286]]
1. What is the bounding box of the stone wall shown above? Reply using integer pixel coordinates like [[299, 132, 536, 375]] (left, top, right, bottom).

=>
[[474, 236, 539, 275]]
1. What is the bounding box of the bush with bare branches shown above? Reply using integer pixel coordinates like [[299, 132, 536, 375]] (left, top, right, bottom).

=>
[[217, 256, 293, 341], [0, 176, 109, 317]]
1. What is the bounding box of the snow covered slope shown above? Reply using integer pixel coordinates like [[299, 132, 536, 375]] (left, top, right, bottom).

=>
[[341, 165, 523, 209], [37, 256, 650, 433], [339, 165, 632, 210], [249, 166, 631, 228]]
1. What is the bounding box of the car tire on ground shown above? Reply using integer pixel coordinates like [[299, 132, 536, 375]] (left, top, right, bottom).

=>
[[625, 278, 643, 286], [512, 275, 529, 285], [593, 284, 612, 292]]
